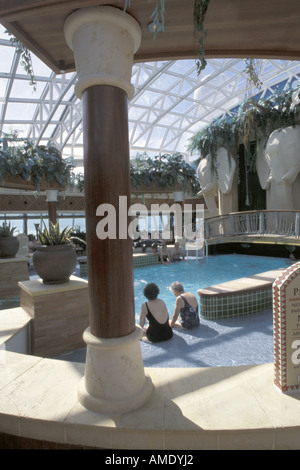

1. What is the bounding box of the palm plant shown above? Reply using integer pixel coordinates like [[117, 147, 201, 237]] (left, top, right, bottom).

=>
[[0, 222, 17, 237], [37, 220, 85, 246]]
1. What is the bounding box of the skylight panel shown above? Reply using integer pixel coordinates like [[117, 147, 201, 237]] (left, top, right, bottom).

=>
[[10, 78, 39, 99], [5, 101, 37, 121], [0, 45, 14, 73], [0, 24, 8, 39], [0, 77, 8, 99]]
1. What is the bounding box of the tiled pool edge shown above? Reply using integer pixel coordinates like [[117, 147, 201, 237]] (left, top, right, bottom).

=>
[[79, 253, 160, 277], [198, 268, 285, 320], [133, 253, 159, 268]]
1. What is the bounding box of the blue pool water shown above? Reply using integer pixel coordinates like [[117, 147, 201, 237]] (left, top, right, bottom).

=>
[[57, 254, 291, 367], [133, 254, 289, 321]]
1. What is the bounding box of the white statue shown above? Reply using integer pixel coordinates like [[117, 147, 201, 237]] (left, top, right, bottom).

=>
[[197, 154, 219, 217], [265, 125, 300, 209], [197, 147, 236, 216]]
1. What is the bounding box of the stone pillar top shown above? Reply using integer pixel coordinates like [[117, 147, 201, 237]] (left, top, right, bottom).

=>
[[45, 189, 58, 202], [64, 6, 142, 99]]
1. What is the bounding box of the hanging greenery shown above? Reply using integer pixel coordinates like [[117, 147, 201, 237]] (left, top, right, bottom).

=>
[[0, 134, 74, 191], [71, 153, 200, 194], [189, 84, 300, 172], [193, 0, 210, 75], [6, 0, 211, 85], [243, 59, 263, 92], [5, 31, 37, 91], [122, 0, 165, 35], [130, 152, 200, 194], [234, 85, 300, 158], [188, 116, 237, 175]]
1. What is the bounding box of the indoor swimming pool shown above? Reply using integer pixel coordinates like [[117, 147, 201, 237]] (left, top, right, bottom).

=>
[[133, 253, 289, 321], [57, 253, 290, 367]]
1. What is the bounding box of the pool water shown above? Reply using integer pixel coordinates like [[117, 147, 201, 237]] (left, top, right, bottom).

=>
[[134, 254, 289, 321], [57, 253, 290, 367]]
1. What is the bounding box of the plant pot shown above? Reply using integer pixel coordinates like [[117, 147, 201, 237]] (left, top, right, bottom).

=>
[[0, 236, 19, 258], [33, 244, 77, 284]]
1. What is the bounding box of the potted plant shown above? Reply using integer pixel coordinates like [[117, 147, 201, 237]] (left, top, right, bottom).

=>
[[33, 220, 84, 284], [0, 222, 19, 258], [70, 226, 86, 253]]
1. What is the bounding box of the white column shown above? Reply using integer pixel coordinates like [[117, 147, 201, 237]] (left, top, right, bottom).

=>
[[64, 6, 153, 414], [64, 6, 141, 99]]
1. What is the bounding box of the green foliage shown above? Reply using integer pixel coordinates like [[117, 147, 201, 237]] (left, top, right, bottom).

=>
[[37, 220, 85, 246], [122, 0, 209, 72], [0, 222, 16, 237], [243, 59, 263, 91], [130, 152, 200, 194], [69, 172, 85, 192], [5, 32, 37, 91], [188, 116, 237, 174], [122, 0, 165, 36], [73, 153, 200, 194], [194, 0, 210, 75], [0, 134, 74, 191], [235, 86, 299, 147], [189, 84, 300, 171], [70, 226, 86, 250]]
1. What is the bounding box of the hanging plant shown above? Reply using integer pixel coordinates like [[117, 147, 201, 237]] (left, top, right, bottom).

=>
[[0, 134, 74, 191], [194, 0, 210, 75], [130, 152, 200, 193], [189, 84, 300, 174], [123, 0, 210, 71], [5, 31, 37, 91], [243, 58, 263, 91], [188, 115, 237, 174], [69, 152, 200, 194], [122, 0, 165, 36]]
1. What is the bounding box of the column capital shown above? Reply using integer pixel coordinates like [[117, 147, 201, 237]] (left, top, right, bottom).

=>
[[45, 189, 58, 202], [64, 6, 142, 99]]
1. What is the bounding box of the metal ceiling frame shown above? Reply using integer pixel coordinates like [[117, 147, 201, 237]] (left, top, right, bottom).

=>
[[1, 30, 300, 169]]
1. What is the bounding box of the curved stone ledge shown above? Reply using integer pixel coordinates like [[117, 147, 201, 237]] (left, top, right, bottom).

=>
[[1, 350, 300, 449]]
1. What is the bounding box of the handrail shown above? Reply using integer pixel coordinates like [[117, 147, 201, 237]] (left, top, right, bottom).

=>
[[185, 237, 207, 259], [204, 210, 300, 240]]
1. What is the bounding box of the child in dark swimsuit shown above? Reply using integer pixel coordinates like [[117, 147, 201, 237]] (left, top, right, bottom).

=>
[[138, 283, 173, 343]]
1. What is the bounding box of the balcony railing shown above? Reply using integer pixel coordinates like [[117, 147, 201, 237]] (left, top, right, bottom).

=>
[[204, 210, 300, 240]]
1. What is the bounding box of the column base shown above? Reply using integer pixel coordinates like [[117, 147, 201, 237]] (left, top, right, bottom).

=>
[[78, 326, 154, 414]]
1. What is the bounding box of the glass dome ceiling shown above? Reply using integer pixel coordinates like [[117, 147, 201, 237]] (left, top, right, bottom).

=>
[[1, 23, 300, 173]]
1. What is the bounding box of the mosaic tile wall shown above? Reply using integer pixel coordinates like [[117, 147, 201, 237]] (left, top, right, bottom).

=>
[[199, 288, 272, 320], [133, 254, 159, 268]]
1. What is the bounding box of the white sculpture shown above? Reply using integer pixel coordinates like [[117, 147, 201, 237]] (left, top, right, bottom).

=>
[[265, 125, 300, 209], [197, 154, 219, 216], [197, 147, 236, 216], [256, 139, 270, 190]]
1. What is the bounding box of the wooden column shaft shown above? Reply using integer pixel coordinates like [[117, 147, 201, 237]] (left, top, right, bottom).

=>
[[47, 201, 57, 224], [82, 85, 135, 339]]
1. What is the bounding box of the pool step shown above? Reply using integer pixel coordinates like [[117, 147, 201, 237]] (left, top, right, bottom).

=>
[[197, 268, 286, 320]]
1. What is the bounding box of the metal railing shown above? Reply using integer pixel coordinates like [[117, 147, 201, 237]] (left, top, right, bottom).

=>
[[204, 210, 300, 240]]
